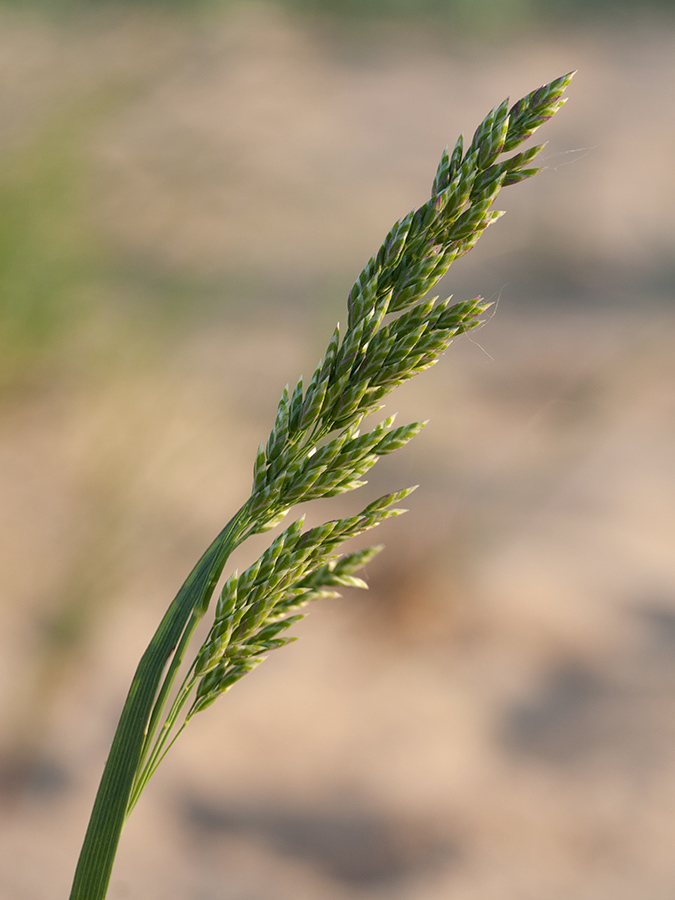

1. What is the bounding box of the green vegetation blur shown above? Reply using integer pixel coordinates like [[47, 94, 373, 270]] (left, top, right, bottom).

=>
[[0, 74, 223, 393], [1, 0, 673, 17]]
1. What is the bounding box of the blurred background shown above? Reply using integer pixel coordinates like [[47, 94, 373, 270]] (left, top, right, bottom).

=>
[[0, 1, 674, 898]]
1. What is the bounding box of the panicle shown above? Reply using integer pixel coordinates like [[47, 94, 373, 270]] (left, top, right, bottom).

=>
[[189, 73, 573, 719]]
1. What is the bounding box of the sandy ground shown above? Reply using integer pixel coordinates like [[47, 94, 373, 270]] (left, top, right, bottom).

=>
[[0, 5, 674, 899]]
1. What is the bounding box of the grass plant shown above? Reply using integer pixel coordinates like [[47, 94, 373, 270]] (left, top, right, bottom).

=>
[[68, 71, 574, 900]]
